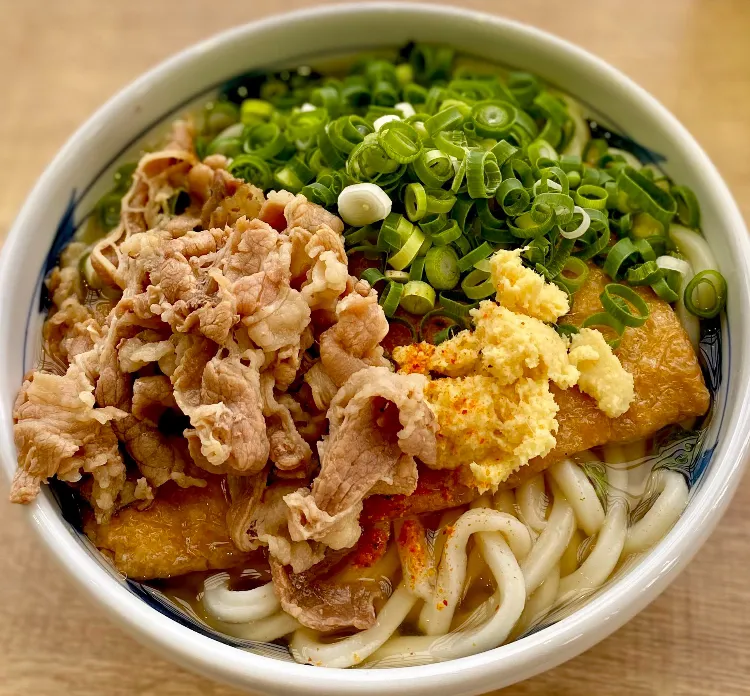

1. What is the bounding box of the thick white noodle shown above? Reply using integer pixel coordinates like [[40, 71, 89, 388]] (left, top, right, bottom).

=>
[[433, 507, 465, 566], [493, 489, 517, 516], [516, 474, 549, 533], [521, 491, 576, 596], [419, 509, 532, 636], [510, 564, 561, 640], [395, 519, 436, 601], [365, 531, 527, 664], [461, 545, 487, 602], [216, 612, 300, 642], [289, 584, 417, 668], [549, 459, 605, 537], [623, 470, 689, 555], [556, 499, 628, 604], [202, 576, 280, 624]]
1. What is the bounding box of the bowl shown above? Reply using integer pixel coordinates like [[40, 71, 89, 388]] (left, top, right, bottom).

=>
[[2, 3, 749, 694]]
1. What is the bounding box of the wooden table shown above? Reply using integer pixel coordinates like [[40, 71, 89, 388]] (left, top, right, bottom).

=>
[[1, 1, 749, 694]]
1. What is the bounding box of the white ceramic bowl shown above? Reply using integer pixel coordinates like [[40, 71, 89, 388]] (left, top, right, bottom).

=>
[[2, 3, 749, 694]]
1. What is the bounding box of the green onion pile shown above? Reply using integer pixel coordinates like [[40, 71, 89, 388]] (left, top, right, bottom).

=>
[[93, 43, 728, 344]]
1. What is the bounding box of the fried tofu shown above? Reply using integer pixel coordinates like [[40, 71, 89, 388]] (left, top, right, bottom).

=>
[[84, 477, 250, 580], [365, 264, 711, 519]]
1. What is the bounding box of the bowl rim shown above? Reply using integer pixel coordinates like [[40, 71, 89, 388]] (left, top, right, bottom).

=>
[[2, 2, 750, 694]]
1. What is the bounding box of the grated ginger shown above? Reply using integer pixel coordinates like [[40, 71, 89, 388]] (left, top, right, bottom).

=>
[[425, 374, 559, 487], [568, 328, 635, 417], [490, 248, 569, 322]]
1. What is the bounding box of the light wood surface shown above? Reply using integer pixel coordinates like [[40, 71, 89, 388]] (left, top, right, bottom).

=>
[[1, 1, 749, 694]]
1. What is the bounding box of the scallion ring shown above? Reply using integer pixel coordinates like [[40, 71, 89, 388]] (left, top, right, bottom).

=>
[[557, 256, 589, 292], [377, 120, 422, 164], [404, 182, 428, 221], [242, 122, 289, 160], [413, 149, 454, 188], [603, 237, 640, 280], [671, 185, 701, 228], [559, 205, 591, 239], [600, 283, 650, 327], [470, 100, 517, 138], [338, 183, 392, 226], [581, 311, 626, 349], [228, 155, 273, 189], [455, 242, 494, 273], [400, 281, 436, 315], [626, 260, 663, 286], [430, 219, 462, 246], [466, 149, 501, 198], [461, 269, 496, 299], [496, 178, 530, 216], [574, 184, 608, 211], [379, 281, 404, 317], [683, 269, 727, 318], [425, 188, 457, 214], [425, 246, 460, 290], [618, 166, 677, 230], [360, 267, 387, 288]]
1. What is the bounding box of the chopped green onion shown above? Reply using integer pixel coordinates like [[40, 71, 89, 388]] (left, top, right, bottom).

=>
[[466, 149, 501, 198], [405, 182, 428, 221], [438, 293, 478, 317], [228, 155, 273, 189], [461, 269, 496, 299], [496, 178, 530, 216], [626, 260, 662, 286], [508, 209, 555, 239], [419, 309, 463, 344], [379, 281, 404, 317], [388, 225, 425, 271], [581, 311, 626, 349], [413, 149, 454, 188], [491, 140, 518, 167], [557, 256, 589, 292], [409, 256, 426, 281], [430, 219, 462, 246], [617, 166, 676, 230], [600, 283, 650, 327], [400, 280, 436, 315], [672, 185, 701, 228], [457, 242, 494, 273], [684, 270, 727, 318], [603, 237, 640, 280], [286, 108, 328, 141], [650, 277, 679, 303], [425, 188, 457, 214], [451, 195, 475, 230], [338, 183, 392, 226], [425, 246, 460, 290], [574, 184, 608, 211], [377, 120, 422, 163], [470, 100, 516, 138], [425, 106, 464, 137], [243, 122, 288, 159], [527, 139, 558, 168], [556, 323, 580, 339], [361, 267, 387, 287]]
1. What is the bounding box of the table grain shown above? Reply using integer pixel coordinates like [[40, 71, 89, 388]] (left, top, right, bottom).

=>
[[1, 1, 749, 694]]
